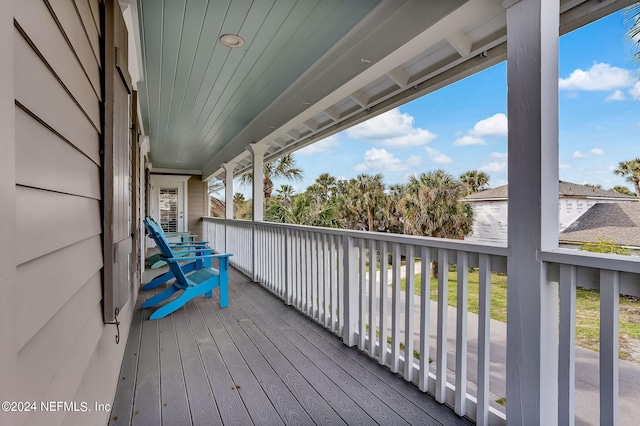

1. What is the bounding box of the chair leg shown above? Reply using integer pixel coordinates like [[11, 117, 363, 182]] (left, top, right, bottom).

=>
[[142, 285, 179, 308], [149, 283, 215, 320], [219, 274, 228, 308], [142, 270, 173, 290], [141, 261, 198, 290]]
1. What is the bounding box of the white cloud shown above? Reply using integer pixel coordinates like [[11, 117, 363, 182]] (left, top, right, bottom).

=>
[[559, 63, 634, 91], [453, 135, 485, 146], [425, 147, 452, 164], [297, 135, 340, 155], [559, 163, 573, 169], [346, 108, 437, 147], [630, 82, 640, 98], [605, 90, 626, 102], [354, 148, 421, 172], [470, 113, 508, 137], [573, 148, 604, 159], [481, 161, 507, 173], [480, 152, 507, 173], [453, 113, 507, 146]]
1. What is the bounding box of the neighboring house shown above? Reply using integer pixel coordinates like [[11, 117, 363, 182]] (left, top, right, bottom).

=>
[[560, 202, 640, 251], [464, 181, 638, 244]]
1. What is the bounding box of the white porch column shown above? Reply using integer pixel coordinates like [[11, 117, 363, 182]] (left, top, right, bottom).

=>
[[505, 0, 560, 424], [248, 144, 268, 221], [222, 162, 236, 219]]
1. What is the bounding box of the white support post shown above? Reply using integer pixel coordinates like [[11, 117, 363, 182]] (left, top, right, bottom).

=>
[[248, 144, 268, 282], [222, 162, 236, 219], [248, 144, 268, 222], [505, 0, 560, 424]]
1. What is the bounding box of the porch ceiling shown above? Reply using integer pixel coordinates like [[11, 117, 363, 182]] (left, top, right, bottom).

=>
[[130, 0, 631, 180]]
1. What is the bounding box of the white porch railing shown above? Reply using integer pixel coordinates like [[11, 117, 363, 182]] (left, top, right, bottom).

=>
[[203, 217, 640, 425]]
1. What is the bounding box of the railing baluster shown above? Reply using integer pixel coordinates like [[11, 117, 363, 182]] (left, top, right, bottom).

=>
[[476, 254, 491, 426], [419, 246, 431, 392], [379, 242, 389, 366], [368, 239, 376, 357], [359, 239, 367, 350], [455, 251, 468, 416], [600, 269, 620, 426], [343, 235, 358, 346], [391, 242, 401, 373], [558, 264, 576, 426], [284, 228, 292, 305], [338, 235, 345, 336], [436, 249, 449, 403], [404, 245, 416, 382], [323, 233, 330, 328], [310, 232, 317, 319]]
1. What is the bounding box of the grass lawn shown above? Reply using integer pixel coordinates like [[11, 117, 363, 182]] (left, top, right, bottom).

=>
[[399, 270, 640, 361]]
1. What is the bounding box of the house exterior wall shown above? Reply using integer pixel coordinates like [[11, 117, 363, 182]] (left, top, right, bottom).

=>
[[0, 2, 137, 425], [466, 198, 627, 244], [188, 175, 208, 240]]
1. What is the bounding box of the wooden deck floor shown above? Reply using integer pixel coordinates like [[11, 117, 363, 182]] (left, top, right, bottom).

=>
[[109, 266, 471, 426]]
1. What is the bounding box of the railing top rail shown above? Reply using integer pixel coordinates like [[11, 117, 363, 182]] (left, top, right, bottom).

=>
[[207, 217, 509, 257], [203, 216, 250, 224], [540, 249, 640, 274]]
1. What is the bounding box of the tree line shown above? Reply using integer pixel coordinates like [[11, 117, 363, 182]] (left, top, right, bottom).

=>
[[230, 154, 491, 240]]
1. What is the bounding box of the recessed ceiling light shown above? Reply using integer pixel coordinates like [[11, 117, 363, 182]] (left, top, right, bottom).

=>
[[219, 34, 245, 48]]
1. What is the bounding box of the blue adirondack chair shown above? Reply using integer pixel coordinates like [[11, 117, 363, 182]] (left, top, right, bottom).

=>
[[145, 217, 208, 269], [141, 221, 232, 320], [141, 217, 212, 290]]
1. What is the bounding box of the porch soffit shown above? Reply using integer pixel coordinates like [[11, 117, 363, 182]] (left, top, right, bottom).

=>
[[131, 0, 632, 181]]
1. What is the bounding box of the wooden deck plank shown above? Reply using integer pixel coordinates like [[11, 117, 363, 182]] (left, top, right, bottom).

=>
[[227, 304, 347, 425], [233, 300, 378, 426], [131, 311, 161, 426], [157, 314, 192, 426], [113, 266, 469, 425], [171, 306, 223, 426], [240, 279, 471, 426], [192, 296, 284, 426], [109, 300, 143, 425], [238, 298, 412, 426], [198, 296, 315, 425], [182, 302, 254, 425]]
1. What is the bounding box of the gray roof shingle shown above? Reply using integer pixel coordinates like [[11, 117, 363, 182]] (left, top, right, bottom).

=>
[[464, 181, 638, 201], [560, 203, 640, 247]]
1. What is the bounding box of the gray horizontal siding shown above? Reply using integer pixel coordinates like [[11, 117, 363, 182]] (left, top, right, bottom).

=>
[[10, 2, 134, 426]]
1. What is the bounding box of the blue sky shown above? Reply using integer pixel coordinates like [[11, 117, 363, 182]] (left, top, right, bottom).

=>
[[245, 9, 640, 196]]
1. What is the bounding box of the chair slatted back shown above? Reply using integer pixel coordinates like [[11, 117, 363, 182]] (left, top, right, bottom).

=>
[[144, 218, 192, 289]]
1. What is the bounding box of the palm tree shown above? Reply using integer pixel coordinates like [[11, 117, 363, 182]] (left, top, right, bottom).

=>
[[459, 170, 490, 195], [233, 193, 251, 219], [399, 170, 473, 276], [266, 193, 342, 228], [626, 4, 640, 67], [306, 173, 338, 204], [240, 154, 303, 201], [401, 170, 473, 238], [614, 158, 640, 196], [275, 184, 296, 208], [611, 185, 635, 196], [348, 173, 386, 232]]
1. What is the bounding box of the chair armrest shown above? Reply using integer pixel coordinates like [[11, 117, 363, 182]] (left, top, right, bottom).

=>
[[169, 241, 208, 245], [165, 253, 232, 261]]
